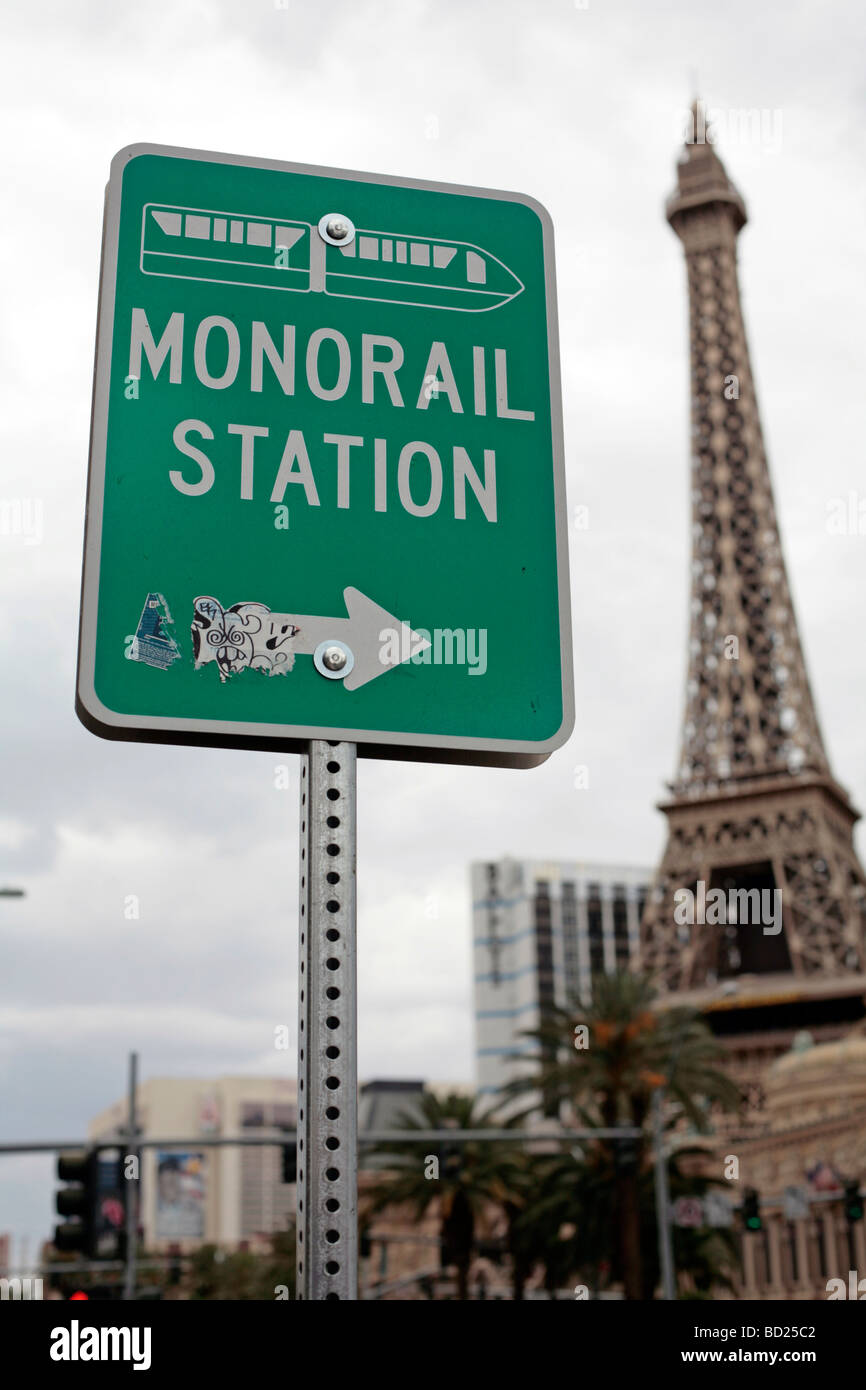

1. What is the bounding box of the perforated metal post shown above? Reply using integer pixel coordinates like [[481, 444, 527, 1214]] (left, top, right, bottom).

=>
[[297, 740, 358, 1300]]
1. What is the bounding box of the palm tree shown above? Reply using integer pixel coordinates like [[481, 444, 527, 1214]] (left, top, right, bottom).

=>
[[508, 1151, 591, 1296], [364, 1090, 524, 1299], [504, 970, 741, 1299], [511, 1139, 740, 1299]]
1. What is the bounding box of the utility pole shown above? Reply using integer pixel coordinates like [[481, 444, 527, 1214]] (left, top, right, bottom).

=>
[[652, 1087, 675, 1300], [123, 1051, 139, 1301]]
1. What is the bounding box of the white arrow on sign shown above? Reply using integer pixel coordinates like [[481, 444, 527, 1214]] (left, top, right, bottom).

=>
[[277, 587, 430, 691], [191, 587, 430, 691]]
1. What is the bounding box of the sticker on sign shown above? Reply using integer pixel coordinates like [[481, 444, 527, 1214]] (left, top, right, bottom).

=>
[[77, 144, 573, 767]]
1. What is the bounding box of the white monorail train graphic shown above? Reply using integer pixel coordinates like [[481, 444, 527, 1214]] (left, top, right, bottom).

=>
[[140, 204, 523, 312]]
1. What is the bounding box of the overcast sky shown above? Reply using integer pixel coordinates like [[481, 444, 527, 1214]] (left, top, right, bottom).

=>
[[2, 0, 865, 1253]]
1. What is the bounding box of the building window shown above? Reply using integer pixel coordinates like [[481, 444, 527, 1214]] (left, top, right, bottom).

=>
[[587, 883, 604, 976], [534, 882, 557, 1118], [613, 892, 630, 966], [241, 1101, 296, 1130]]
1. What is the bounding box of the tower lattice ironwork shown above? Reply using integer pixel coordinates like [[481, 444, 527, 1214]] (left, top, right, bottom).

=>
[[640, 107, 866, 1024]]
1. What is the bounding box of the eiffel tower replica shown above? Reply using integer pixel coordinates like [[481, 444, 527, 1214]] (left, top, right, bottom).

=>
[[641, 103, 866, 1108]]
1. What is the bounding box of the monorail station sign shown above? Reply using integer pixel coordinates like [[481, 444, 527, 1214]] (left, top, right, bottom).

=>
[[77, 144, 573, 765]]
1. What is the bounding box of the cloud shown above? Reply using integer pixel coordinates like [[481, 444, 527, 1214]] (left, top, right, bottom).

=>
[[1, 0, 865, 1253]]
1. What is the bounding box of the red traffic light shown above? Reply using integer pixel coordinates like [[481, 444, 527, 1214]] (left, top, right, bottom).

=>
[[69, 1290, 89, 1300]]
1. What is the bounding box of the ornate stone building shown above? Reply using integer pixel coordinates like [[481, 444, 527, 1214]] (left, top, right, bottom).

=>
[[727, 1029, 866, 1298], [641, 103, 866, 1114]]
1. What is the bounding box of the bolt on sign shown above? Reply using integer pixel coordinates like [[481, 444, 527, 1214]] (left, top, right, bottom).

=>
[[77, 144, 573, 766]]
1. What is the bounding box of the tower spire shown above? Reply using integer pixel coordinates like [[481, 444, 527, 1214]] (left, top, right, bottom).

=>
[[641, 116, 866, 1102], [668, 99, 747, 245], [665, 117, 827, 794]]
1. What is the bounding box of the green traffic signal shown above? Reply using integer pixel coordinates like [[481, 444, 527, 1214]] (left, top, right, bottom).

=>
[[742, 1188, 762, 1233], [844, 1181, 864, 1224]]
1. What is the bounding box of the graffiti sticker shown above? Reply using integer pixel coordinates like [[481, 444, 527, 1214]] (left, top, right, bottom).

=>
[[191, 597, 301, 682], [125, 593, 181, 669]]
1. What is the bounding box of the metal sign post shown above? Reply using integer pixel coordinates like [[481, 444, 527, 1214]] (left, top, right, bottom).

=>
[[297, 741, 357, 1299]]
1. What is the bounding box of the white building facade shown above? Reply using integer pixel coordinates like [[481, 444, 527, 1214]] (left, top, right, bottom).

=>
[[471, 858, 651, 1102], [89, 1076, 297, 1251]]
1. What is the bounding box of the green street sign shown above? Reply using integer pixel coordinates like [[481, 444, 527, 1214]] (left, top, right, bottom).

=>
[[77, 144, 573, 767]]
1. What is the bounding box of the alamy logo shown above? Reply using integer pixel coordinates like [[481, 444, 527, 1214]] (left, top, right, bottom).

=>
[[674, 881, 782, 936], [50, 1319, 152, 1371], [827, 1270, 866, 1299], [0, 1276, 43, 1300], [379, 625, 488, 675], [0, 497, 43, 546]]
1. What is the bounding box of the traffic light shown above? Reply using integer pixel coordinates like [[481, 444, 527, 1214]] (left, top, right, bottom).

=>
[[54, 1149, 125, 1259], [844, 1180, 864, 1224], [742, 1188, 762, 1233], [281, 1142, 297, 1184], [359, 1228, 372, 1260], [54, 1150, 98, 1253]]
